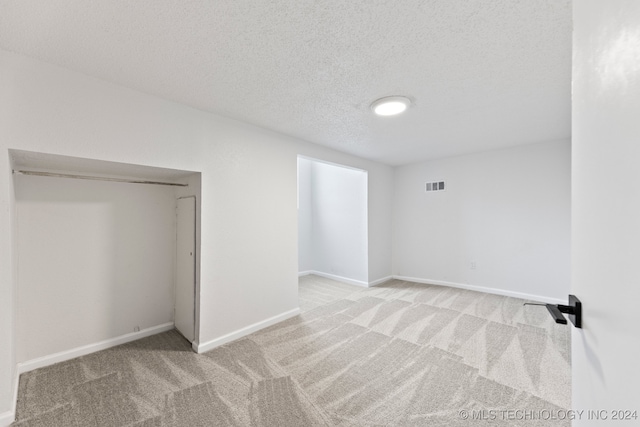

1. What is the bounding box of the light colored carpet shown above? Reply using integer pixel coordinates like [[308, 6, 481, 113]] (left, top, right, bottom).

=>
[[13, 275, 570, 426]]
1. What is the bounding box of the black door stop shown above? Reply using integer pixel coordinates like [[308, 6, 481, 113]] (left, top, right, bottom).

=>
[[524, 295, 582, 328]]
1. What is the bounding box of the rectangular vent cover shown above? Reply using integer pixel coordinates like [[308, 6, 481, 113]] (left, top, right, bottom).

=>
[[425, 181, 446, 192]]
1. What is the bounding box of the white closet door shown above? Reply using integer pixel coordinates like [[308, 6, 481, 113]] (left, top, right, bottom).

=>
[[175, 196, 196, 342]]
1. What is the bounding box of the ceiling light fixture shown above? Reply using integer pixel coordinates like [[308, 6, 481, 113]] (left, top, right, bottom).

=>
[[370, 96, 411, 116]]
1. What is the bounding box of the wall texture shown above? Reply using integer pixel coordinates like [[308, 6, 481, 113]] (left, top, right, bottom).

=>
[[14, 174, 177, 363], [572, 0, 640, 421], [0, 48, 394, 416], [393, 140, 571, 302]]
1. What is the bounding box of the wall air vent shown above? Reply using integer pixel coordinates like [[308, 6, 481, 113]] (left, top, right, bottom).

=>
[[425, 181, 446, 192]]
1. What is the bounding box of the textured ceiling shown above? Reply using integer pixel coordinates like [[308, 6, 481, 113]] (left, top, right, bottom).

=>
[[0, 0, 572, 165]]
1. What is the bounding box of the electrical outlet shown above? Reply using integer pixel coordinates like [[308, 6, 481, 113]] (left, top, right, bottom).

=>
[[470, 261, 477, 270]]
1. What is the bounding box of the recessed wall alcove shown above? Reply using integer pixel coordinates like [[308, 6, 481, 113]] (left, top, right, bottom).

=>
[[297, 156, 368, 286], [9, 149, 202, 368]]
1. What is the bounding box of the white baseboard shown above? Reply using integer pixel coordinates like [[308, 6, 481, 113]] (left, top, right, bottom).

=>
[[0, 409, 14, 427], [17, 322, 175, 375], [0, 355, 20, 427], [194, 308, 300, 354], [302, 271, 393, 288], [368, 275, 393, 287], [305, 271, 369, 288], [393, 275, 565, 305]]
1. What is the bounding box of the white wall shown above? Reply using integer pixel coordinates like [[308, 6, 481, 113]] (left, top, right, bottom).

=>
[[14, 174, 177, 363], [393, 140, 571, 302], [6, 153, 17, 425], [297, 158, 313, 272], [572, 0, 640, 421], [0, 48, 394, 417], [310, 161, 368, 284]]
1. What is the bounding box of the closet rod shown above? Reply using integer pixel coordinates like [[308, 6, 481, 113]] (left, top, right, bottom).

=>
[[12, 170, 188, 187]]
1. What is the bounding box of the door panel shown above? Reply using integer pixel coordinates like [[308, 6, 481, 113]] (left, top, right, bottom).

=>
[[572, 1, 640, 420], [175, 197, 196, 342]]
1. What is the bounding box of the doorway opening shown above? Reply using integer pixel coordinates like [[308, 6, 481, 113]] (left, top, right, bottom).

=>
[[297, 156, 368, 310]]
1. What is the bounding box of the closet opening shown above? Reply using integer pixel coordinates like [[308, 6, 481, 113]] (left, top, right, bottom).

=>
[[10, 149, 202, 371]]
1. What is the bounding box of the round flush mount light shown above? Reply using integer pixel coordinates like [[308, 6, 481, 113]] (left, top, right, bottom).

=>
[[370, 96, 411, 116]]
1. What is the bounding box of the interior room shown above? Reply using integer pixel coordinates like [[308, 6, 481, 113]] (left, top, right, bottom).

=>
[[1, 1, 639, 426]]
